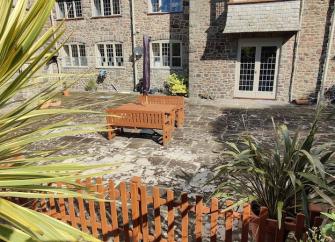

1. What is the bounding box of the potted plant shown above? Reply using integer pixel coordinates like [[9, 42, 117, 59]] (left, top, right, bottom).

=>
[[62, 81, 70, 96], [165, 73, 188, 96], [211, 110, 335, 241]]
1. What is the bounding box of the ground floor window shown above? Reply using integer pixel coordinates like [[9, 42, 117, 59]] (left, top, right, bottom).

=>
[[63, 43, 88, 67], [151, 41, 182, 68], [96, 43, 124, 67]]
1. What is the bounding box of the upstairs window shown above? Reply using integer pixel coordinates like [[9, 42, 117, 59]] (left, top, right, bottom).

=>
[[151, 41, 182, 68], [93, 0, 121, 16], [56, 0, 82, 19], [149, 0, 183, 13], [63, 44, 88, 67], [96, 43, 124, 67]]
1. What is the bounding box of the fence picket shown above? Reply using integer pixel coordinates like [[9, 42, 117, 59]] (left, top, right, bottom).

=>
[[120, 182, 130, 242], [241, 203, 250, 242], [57, 182, 66, 223], [140, 185, 150, 242], [181, 193, 189, 242], [77, 179, 88, 233], [109, 180, 120, 242], [153, 186, 162, 241], [131, 181, 140, 242], [195, 196, 203, 242], [167, 189, 175, 242], [68, 197, 77, 228], [225, 200, 233, 242], [210, 198, 218, 242], [97, 178, 108, 241], [87, 178, 99, 238]]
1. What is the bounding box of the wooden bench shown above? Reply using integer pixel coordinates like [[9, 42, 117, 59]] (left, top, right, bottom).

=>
[[106, 107, 174, 145], [137, 95, 185, 127]]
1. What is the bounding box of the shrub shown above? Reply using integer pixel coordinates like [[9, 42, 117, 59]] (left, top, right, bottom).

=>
[[85, 79, 98, 91], [165, 73, 188, 96]]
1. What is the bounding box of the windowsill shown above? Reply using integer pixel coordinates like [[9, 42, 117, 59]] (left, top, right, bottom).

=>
[[63, 66, 89, 69], [96, 66, 126, 69], [147, 11, 183, 15], [228, 0, 287, 5], [91, 14, 122, 19], [55, 17, 84, 21], [151, 66, 183, 70]]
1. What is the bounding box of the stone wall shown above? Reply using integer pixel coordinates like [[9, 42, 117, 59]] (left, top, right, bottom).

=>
[[53, 0, 189, 92]]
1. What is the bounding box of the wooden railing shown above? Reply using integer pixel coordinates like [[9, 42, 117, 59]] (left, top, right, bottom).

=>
[[30, 177, 322, 242]]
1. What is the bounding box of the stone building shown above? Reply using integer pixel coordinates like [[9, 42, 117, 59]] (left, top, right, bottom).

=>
[[51, 0, 335, 102]]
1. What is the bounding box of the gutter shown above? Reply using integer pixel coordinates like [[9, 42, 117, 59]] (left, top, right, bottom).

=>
[[288, 0, 304, 102], [130, 0, 138, 91], [318, 2, 335, 106]]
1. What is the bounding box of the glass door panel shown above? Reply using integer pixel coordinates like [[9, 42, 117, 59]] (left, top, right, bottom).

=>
[[239, 47, 256, 92]]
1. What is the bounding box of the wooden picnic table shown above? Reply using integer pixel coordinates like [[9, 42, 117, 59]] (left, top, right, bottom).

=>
[[106, 102, 176, 145]]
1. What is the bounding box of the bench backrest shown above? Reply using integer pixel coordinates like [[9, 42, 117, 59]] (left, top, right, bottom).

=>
[[106, 109, 168, 129], [138, 95, 184, 109]]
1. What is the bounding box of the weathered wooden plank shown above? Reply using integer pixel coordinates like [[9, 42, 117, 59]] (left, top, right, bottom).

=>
[[225, 200, 233, 242], [120, 182, 130, 242], [131, 181, 140, 242], [181, 193, 189, 242], [210, 198, 219, 242], [153, 186, 162, 241], [241, 203, 250, 242], [109, 180, 120, 242], [87, 178, 99, 238], [140, 185, 149, 242], [167, 189, 175, 242]]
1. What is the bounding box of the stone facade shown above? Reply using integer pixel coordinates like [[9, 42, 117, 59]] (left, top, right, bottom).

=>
[[52, 0, 189, 92], [53, 0, 335, 102]]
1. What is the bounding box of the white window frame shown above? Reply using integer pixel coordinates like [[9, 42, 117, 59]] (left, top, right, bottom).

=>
[[92, 0, 121, 17], [63, 43, 88, 68], [150, 40, 182, 69], [234, 38, 282, 100], [56, 0, 83, 19], [148, 0, 183, 13], [95, 42, 124, 68]]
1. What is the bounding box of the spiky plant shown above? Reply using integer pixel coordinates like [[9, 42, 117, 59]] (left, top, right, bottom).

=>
[[212, 109, 335, 228], [0, 0, 110, 241]]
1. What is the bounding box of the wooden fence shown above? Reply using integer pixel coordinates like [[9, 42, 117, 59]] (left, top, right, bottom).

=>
[[31, 177, 322, 242]]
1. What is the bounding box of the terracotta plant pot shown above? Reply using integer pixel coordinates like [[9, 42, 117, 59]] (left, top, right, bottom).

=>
[[40, 100, 51, 109], [49, 100, 62, 107], [292, 99, 310, 105], [63, 89, 70, 96]]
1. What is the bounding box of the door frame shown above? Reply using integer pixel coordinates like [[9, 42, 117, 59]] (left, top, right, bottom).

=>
[[234, 38, 282, 99]]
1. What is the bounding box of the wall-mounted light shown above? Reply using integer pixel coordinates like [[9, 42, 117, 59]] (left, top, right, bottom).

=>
[[134, 46, 143, 60]]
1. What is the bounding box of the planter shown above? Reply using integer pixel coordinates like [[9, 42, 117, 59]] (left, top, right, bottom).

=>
[[63, 89, 70, 96], [249, 202, 322, 242], [292, 99, 310, 105]]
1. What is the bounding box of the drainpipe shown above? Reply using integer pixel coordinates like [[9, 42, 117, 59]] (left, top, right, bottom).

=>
[[318, 2, 335, 107], [49, 12, 62, 82], [289, 0, 305, 102], [130, 0, 138, 91]]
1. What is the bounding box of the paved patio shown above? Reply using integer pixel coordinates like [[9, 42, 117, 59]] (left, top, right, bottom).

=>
[[38, 92, 335, 198]]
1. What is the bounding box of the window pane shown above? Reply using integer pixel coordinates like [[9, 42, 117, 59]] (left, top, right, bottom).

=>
[[150, 0, 159, 12], [63, 45, 71, 66], [170, 0, 182, 12], [172, 42, 181, 56], [74, 0, 82, 17], [112, 0, 120, 14], [94, 0, 102, 16], [79, 45, 87, 66], [97, 44, 105, 66], [57, 1, 66, 18], [103, 0, 111, 16], [172, 57, 181, 67], [115, 44, 123, 66], [71, 45, 79, 66], [66, 1, 75, 18], [162, 43, 170, 66], [106, 44, 114, 66], [152, 43, 161, 67], [160, 0, 169, 12]]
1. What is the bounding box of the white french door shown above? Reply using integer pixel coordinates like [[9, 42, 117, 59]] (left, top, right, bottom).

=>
[[234, 39, 281, 99]]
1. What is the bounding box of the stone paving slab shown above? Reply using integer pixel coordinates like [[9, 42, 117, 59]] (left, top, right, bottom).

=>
[[34, 92, 335, 199]]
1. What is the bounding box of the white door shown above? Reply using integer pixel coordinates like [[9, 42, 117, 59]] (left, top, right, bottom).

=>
[[234, 39, 281, 99]]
